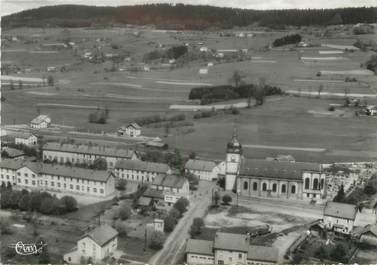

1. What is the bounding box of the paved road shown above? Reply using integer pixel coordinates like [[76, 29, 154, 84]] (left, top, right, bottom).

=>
[[149, 194, 211, 265]]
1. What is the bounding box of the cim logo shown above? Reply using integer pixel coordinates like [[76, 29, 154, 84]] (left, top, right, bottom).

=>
[[9, 241, 47, 256]]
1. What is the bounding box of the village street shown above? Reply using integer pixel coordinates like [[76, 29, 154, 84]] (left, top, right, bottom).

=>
[[149, 183, 213, 265]]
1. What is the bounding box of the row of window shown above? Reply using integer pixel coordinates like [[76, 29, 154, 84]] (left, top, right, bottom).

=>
[[304, 178, 324, 190], [43, 155, 115, 167], [243, 181, 296, 194]]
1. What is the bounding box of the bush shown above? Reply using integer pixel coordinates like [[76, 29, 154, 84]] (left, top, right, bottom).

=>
[[330, 244, 348, 263], [173, 197, 189, 215], [222, 194, 232, 205], [119, 205, 132, 220], [190, 217, 204, 237], [164, 215, 176, 232], [315, 245, 328, 261], [114, 220, 128, 237], [328, 106, 335, 111], [149, 231, 165, 250], [0, 218, 13, 235], [60, 196, 78, 212], [365, 54, 377, 74]]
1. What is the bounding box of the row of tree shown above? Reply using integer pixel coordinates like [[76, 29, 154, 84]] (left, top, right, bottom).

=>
[[3, 5, 377, 29], [272, 34, 302, 47], [0, 187, 78, 215]]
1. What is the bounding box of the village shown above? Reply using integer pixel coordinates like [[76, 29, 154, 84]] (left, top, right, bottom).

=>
[[1, 3, 377, 265]]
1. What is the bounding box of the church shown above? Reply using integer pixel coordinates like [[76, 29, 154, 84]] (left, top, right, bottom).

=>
[[225, 132, 327, 200]]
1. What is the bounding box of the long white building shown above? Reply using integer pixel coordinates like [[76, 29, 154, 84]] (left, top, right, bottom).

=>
[[0, 159, 116, 198], [42, 142, 138, 168]]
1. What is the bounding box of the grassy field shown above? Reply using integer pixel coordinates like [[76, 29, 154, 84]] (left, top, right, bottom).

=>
[[2, 26, 376, 162]]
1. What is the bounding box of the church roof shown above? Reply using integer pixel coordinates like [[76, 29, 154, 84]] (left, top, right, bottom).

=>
[[239, 158, 321, 180]]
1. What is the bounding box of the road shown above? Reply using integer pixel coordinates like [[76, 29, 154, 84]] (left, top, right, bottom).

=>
[[149, 193, 211, 265]]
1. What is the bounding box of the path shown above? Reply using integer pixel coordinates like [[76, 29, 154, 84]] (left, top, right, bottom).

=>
[[243, 144, 326, 153]]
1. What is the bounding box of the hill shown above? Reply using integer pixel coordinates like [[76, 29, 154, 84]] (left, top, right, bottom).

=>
[[2, 4, 377, 29]]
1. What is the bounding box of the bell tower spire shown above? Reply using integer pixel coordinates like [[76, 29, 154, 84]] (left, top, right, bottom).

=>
[[225, 129, 242, 191]]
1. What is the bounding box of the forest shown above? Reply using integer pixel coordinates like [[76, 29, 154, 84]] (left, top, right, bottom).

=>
[[3, 4, 377, 29]]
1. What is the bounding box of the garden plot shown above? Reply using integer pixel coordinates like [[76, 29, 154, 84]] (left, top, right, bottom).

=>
[[204, 207, 314, 233]]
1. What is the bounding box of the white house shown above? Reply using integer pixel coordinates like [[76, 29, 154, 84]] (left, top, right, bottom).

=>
[[366, 105, 377, 116], [30, 115, 51, 129], [14, 132, 37, 146], [64, 225, 118, 263], [200, 46, 209, 52], [118, 123, 141, 137], [185, 159, 219, 181], [114, 159, 171, 183], [186, 232, 279, 265], [323, 201, 358, 234]]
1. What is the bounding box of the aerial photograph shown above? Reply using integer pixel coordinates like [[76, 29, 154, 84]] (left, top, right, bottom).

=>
[[0, 0, 376, 264]]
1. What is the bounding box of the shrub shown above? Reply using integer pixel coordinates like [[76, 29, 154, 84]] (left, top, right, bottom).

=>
[[60, 196, 78, 212], [149, 231, 165, 250], [119, 205, 132, 220], [222, 194, 232, 205], [315, 245, 328, 261], [164, 215, 176, 232], [190, 217, 204, 237], [328, 106, 335, 111], [273, 34, 302, 47], [114, 220, 128, 237], [173, 197, 189, 215], [330, 244, 348, 263], [0, 218, 13, 235]]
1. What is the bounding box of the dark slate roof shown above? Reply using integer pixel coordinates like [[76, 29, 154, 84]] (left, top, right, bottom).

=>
[[152, 174, 187, 189], [185, 159, 217, 172], [39, 164, 113, 182], [115, 159, 169, 174], [247, 245, 279, 263], [142, 188, 164, 199], [213, 232, 249, 252], [43, 142, 135, 158], [0, 159, 23, 170], [186, 239, 213, 256], [239, 158, 321, 181], [3, 147, 25, 158], [83, 225, 118, 246], [324, 202, 357, 220]]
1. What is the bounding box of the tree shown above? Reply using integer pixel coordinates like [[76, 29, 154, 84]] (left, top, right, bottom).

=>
[[190, 217, 204, 237], [114, 220, 128, 237], [116, 179, 127, 191], [168, 208, 181, 220], [189, 151, 196, 159], [149, 231, 165, 250], [164, 215, 176, 232], [315, 245, 328, 261], [333, 184, 345, 202], [365, 54, 377, 74], [222, 194, 232, 205], [0, 218, 13, 235], [119, 205, 132, 220], [91, 158, 107, 170], [318, 84, 324, 98], [38, 239, 50, 264], [30, 192, 43, 211], [18, 193, 31, 211], [47, 75, 54, 86], [173, 197, 189, 215], [39, 197, 56, 215], [330, 244, 348, 263], [254, 78, 265, 106], [229, 70, 245, 88], [60, 196, 77, 212], [213, 191, 220, 206]]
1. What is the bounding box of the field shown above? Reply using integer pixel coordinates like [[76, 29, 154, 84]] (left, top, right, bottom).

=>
[[2, 26, 377, 162]]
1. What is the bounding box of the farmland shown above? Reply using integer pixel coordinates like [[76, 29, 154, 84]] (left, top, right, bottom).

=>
[[2, 25, 377, 162]]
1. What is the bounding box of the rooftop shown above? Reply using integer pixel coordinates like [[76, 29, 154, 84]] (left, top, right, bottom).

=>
[[3, 147, 25, 158], [142, 188, 164, 199], [31, 115, 51, 124], [83, 225, 118, 247], [324, 202, 357, 220], [12, 132, 36, 139], [186, 239, 213, 256], [185, 159, 217, 172], [152, 174, 187, 189], [43, 142, 135, 158], [247, 245, 279, 263], [115, 159, 169, 174], [240, 158, 321, 180], [213, 232, 249, 252]]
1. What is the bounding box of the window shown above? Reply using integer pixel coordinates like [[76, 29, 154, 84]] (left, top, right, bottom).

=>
[[320, 179, 324, 189], [94, 188, 97, 193], [313, 178, 319, 190], [305, 178, 310, 189], [218, 260, 224, 265], [291, 185, 296, 194], [76, 185, 80, 190], [272, 183, 277, 192], [262, 183, 267, 191], [32, 180, 36, 186], [243, 181, 248, 190], [238, 253, 242, 259], [18, 179, 21, 183], [100, 189, 104, 194], [51, 181, 55, 186], [281, 184, 286, 193], [70, 184, 73, 189], [57, 183, 61, 188], [24, 179, 28, 184]]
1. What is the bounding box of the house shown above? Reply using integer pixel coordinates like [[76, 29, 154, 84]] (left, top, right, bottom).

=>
[[14, 132, 37, 146], [186, 232, 279, 265], [146, 219, 164, 233], [207, 62, 214, 67], [2, 147, 25, 160], [199, 68, 208, 75], [64, 225, 118, 263], [145, 174, 190, 206], [323, 202, 358, 234], [42, 142, 138, 168], [30, 115, 51, 129], [200, 47, 209, 52], [0, 159, 24, 186], [185, 159, 219, 181], [47, 66, 57, 72], [114, 159, 171, 183], [117, 123, 141, 137], [366, 105, 377, 116], [225, 132, 326, 200]]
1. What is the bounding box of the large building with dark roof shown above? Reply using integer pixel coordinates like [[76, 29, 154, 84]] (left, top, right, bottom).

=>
[[42, 142, 138, 168], [225, 133, 326, 200], [323, 201, 358, 234], [186, 232, 279, 265]]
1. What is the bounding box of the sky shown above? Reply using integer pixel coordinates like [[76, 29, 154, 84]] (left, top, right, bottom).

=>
[[1, 0, 377, 16]]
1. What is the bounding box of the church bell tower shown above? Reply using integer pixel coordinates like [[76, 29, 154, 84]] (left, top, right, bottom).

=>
[[225, 129, 242, 191]]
